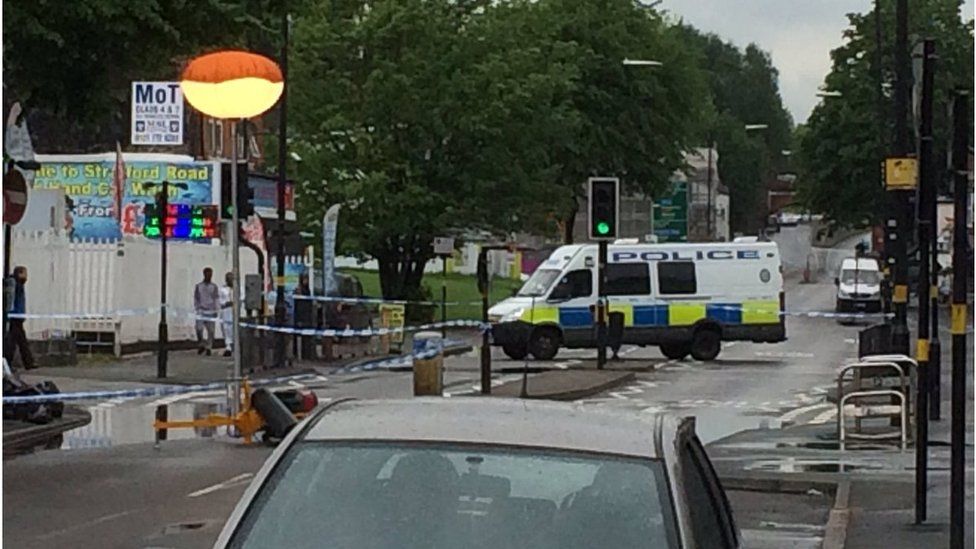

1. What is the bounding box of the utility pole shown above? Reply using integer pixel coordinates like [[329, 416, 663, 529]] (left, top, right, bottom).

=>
[[706, 140, 714, 239], [888, 0, 912, 355], [274, 6, 289, 368], [948, 88, 969, 549], [926, 48, 942, 422], [913, 38, 935, 526], [875, 0, 893, 318]]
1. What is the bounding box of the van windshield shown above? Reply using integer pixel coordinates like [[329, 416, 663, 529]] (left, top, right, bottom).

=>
[[518, 269, 562, 297], [841, 269, 880, 285]]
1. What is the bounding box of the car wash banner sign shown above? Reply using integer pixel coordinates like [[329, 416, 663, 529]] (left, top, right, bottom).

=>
[[32, 159, 215, 241]]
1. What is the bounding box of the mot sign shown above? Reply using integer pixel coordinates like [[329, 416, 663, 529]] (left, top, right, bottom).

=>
[[131, 82, 184, 146]]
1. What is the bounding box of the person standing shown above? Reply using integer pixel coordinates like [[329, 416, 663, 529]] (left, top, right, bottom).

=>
[[194, 267, 220, 356], [219, 271, 238, 357], [4, 266, 35, 370]]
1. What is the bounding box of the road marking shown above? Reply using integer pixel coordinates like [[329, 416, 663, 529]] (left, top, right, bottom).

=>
[[35, 510, 139, 541], [809, 407, 838, 425], [187, 473, 254, 498], [755, 351, 815, 359], [779, 402, 833, 424]]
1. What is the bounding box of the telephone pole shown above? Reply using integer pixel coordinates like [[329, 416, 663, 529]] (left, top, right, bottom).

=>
[[889, 0, 912, 355]]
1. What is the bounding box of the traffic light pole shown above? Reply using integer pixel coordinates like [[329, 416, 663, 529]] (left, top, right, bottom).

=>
[[912, 38, 935, 525], [157, 180, 170, 380], [949, 89, 968, 549], [596, 241, 607, 370]]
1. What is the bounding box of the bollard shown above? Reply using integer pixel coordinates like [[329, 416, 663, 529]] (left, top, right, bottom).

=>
[[413, 331, 444, 396]]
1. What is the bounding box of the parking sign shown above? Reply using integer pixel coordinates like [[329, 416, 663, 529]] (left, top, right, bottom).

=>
[[131, 82, 184, 146]]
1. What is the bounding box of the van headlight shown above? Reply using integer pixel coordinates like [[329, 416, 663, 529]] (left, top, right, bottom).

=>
[[499, 308, 525, 323], [838, 289, 852, 299]]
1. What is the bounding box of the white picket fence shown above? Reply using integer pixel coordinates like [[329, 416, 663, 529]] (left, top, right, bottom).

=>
[[10, 229, 262, 351]]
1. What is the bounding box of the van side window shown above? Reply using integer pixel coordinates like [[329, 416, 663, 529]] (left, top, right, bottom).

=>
[[606, 263, 651, 296], [549, 269, 592, 300], [657, 261, 697, 295]]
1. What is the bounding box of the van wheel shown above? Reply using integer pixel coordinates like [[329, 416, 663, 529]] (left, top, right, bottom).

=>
[[660, 343, 691, 360], [690, 329, 721, 361], [528, 328, 560, 361], [502, 344, 528, 360]]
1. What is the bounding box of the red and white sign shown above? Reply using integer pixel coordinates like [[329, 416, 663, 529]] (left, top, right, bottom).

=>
[[3, 170, 28, 225]]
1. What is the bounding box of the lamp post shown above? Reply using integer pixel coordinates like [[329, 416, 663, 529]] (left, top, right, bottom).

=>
[[181, 50, 284, 416]]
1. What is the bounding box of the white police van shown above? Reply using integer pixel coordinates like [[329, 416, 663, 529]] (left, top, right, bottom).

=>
[[489, 242, 785, 361]]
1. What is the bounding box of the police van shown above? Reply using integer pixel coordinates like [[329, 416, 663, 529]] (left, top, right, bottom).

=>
[[488, 242, 786, 361]]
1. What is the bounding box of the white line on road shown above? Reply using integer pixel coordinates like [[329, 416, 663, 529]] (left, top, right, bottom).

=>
[[187, 473, 254, 498], [778, 403, 833, 425], [809, 407, 838, 425]]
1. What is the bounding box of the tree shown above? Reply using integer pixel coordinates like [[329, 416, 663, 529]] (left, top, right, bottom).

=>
[[797, 0, 974, 227], [677, 25, 794, 233], [3, 0, 282, 151], [539, 0, 709, 243], [289, 0, 579, 298]]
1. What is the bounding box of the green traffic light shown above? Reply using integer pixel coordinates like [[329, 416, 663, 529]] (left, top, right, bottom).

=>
[[597, 222, 610, 235]]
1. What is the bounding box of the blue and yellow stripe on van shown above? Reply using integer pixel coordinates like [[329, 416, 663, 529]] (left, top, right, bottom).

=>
[[517, 301, 780, 327]]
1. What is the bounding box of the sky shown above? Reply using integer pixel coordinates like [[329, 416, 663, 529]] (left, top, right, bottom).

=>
[[659, 0, 975, 124]]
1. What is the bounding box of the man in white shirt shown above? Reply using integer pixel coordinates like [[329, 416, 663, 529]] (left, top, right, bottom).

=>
[[194, 268, 220, 356], [220, 271, 238, 357]]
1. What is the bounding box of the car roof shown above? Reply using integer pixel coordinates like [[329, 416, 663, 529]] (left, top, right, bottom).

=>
[[841, 257, 880, 271], [302, 398, 676, 459]]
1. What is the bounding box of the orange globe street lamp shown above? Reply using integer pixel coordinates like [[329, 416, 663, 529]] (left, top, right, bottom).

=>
[[181, 51, 284, 416]]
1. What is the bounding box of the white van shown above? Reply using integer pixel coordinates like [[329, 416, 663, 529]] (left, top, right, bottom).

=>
[[834, 257, 882, 314], [489, 242, 786, 361]]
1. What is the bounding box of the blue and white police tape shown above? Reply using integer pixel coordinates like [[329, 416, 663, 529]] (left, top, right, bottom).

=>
[[8, 307, 162, 320], [238, 319, 490, 338], [1, 373, 321, 405], [334, 347, 443, 374], [293, 294, 483, 307]]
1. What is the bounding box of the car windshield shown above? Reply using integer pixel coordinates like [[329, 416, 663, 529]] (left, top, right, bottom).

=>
[[517, 269, 562, 297], [228, 442, 678, 549], [841, 269, 880, 285]]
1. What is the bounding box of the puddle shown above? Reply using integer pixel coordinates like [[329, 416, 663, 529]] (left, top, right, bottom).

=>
[[61, 401, 230, 450], [744, 457, 888, 473]]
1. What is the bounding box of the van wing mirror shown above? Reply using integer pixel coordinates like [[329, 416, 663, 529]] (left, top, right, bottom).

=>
[[834, 277, 840, 286]]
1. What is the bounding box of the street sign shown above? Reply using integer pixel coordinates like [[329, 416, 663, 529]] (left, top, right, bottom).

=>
[[653, 181, 688, 242], [143, 203, 219, 239], [5, 102, 37, 189], [433, 236, 454, 256], [131, 82, 184, 146], [885, 157, 918, 189], [3, 169, 28, 225]]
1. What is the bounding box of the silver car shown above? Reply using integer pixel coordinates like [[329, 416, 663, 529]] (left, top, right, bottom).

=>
[[214, 398, 740, 548]]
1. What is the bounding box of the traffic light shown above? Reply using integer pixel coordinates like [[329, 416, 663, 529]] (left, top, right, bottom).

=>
[[588, 177, 619, 240], [220, 162, 253, 219]]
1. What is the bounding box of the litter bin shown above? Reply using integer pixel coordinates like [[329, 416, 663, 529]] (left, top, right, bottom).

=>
[[413, 332, 444, 396]]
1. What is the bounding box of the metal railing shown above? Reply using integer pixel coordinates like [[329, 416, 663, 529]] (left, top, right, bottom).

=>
[[836, 360, 911, 448]]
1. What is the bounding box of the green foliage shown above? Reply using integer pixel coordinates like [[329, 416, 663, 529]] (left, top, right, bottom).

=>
[[678, 25, 794, 233], [290, 0, 577, 298], [540, 1, 709, 239], [797, 0, 974, 227], [3, 0, 282, 150]]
